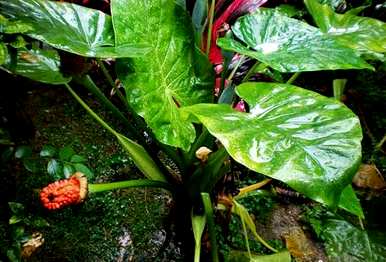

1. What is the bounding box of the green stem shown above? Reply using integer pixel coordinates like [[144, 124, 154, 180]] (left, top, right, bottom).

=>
[[194, 245, 201, 262], [227, 55, 245, 82], [240, 207, 252, 259], [206, 0, 215, 56], [333, 79, 347, 101], [375, 134, 386, 150], [97, 59, 130, 111], [76, 75, 139, 138], [286, 72, 301, 84], [65, 83, 117, 136], [201, 193, 219, 262], [88, 179, 172, 193], [242, 60, 261, 82], [65, 84, 167, 182]]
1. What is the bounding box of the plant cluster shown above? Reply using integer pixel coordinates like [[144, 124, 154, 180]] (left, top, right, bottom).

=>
[[0, 0, 385, 261]]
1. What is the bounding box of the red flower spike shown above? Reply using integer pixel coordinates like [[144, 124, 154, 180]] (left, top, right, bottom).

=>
[[40, 172, 88, 210], [208, 0, 267, 65]]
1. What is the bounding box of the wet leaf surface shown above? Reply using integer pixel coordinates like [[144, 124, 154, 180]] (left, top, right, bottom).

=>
[[112, 0, 213, 150], [0, 0, 149, 58], [217, 9, 372, 72], [318, 219, 386, 261], [183, 82, 362, 207], [2, 47, 71, 84], [305, 0, 386, 60]]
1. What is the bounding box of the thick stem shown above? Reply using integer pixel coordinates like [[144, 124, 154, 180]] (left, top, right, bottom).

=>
[[201, 193, 219, 262], [88, 179, 172, 193]]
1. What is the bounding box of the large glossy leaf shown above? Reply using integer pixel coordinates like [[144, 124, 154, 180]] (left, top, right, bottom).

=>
[[0, 0, 149, 58], [217, 9, 372, 72], [317, 219, 386, 261], [112, 0, 213, 150], [182, 82, 362, 207], [1, 47, 71, 84], [305, 0, 386, 59]]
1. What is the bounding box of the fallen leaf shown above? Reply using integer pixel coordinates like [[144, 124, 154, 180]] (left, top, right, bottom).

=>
[[353, 164, 386, 190]]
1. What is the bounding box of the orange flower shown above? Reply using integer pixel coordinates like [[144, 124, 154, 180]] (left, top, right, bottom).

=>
[[40, 172, 88, 210]]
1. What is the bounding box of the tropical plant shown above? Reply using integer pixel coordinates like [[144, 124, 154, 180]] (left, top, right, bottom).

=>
[[1, 0, 385, 260]]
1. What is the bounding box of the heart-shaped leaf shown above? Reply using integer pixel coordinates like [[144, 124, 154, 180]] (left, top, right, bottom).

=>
[[182, 82, 362, 207], [2, 47, 71, 84], [112, 0, 213, 150], [305, 0, 386, 60], [0, 0, 149, 58], [217, 8, 372, 72]]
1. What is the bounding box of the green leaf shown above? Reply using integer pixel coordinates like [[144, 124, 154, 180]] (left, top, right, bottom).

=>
[[9, 215, 22, 225], [0, 0, 149, 58], [10, 35, 27, 49], [319, 0, 347, 11], [0, 42, 7, 65], [338, 185, 364, 218], [192, 0, 208, 46], [305, 0, 386, 59], [0, 13, 33, 34], [319, 219, 386, 261], [63, 164, 75, 178], [182, 82, 362, 207], [14, 145, 32, 159], [3, 47, 71, 84], [47, 159, 62, 178], [112, 0, 213, 150], [227, 250, 291, 262], [274, 4, 304, 18], [232, 200, 277, 252], [22, 158, 39, 173], [217, 9, 372, 72], [58, 146, 75, 161], [1, 147, 14, 162], [30, 217, 49, 228], [73, 163, 93, 179], [7, 249, 19, 262], [40, 145, 56, 157], [8, 202, 24, 214], [70, 154, 87, 163]]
